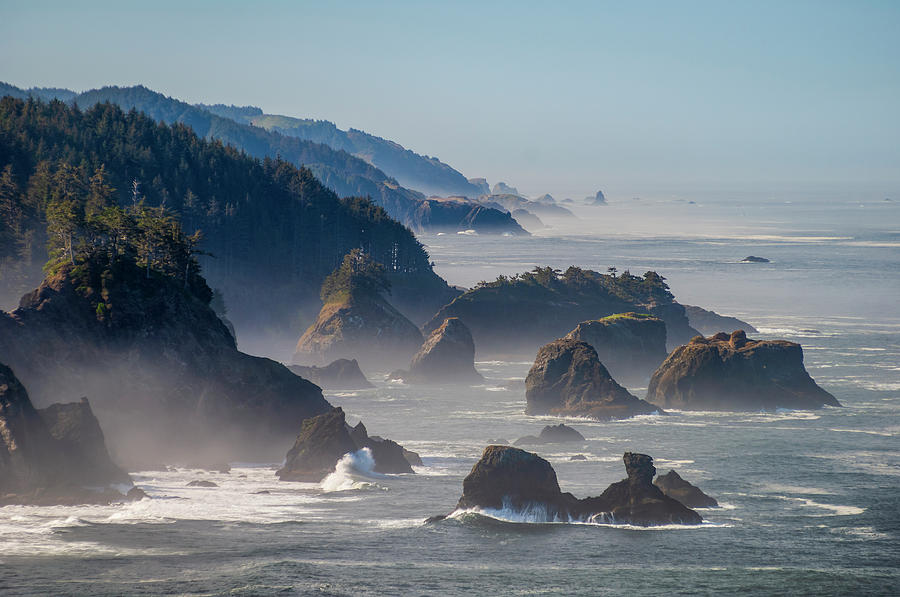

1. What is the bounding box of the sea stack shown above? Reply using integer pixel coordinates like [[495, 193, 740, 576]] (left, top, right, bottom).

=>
[[564, 312, 667, 385], [289, 359, 374, 390], [451, 447, 702, 526], [405, 317, 483, 384], [654, 470, 718, 508], [525, 338, 659, 420], [646, 330, 840, 411]]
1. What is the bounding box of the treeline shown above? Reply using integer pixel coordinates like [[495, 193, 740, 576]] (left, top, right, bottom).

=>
[[0, 97, 440, 327]]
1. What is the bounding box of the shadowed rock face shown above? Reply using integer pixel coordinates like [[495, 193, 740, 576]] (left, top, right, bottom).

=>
[[0, 363, 134, 505], [525, 338, 659, 420], [452, 447, 702, 526], [293, 293, 424, 371], [646, 330, 840, 411], [682, 305, 759, 336], [406, 317, 483, 384], [0, 260, 331, 467], [654, 470, 718, 508], [564, 313, 668, 386], [276, 408, 418, 482], [289, 359, 373, 391]]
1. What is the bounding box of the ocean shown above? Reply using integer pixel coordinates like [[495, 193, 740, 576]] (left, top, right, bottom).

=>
[[1, 196, 898, 595]]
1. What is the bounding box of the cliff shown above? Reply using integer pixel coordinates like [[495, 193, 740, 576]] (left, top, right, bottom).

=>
[[646, 330, 840, 411]]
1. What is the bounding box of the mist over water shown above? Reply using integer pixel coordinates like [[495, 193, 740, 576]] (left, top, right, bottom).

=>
[[2, 196, 899, 595]]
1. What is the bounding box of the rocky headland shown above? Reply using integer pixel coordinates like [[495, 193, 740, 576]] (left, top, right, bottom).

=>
[[646, 330, 841, 411], [525, 338, 659, 420], [682, 305, 759, 335], [564, 312, 668, 385], [444, 447, 702, 526]]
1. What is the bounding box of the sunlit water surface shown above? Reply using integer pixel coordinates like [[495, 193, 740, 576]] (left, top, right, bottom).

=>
[[2, 197, 898, 595]]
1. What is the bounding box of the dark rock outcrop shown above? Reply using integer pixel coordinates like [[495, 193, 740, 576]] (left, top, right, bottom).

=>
[[453, 447, 702, 526], [293, 293, 424, 371], [289, 359, 374, 391], [525, 339, 659, 420], [423, 265, 699, 357], [0, 260, 331, 466], [411, 199, 529, 236], [187, 480, 218, 488], [276, 408, 418, 482], [741, 256, 770, 263], [585, 190, 607, 205], [406, 317, 483, 384], [0, 363, 137, 505], [514, 424, 585, 446], [564, 313, 668, 385], [646, 330, 841, 411], [654, 470, 718, 508], [683, 305, 759, 335]]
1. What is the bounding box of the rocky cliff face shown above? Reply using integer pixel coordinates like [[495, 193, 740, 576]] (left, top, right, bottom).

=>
[[451, 447, 701, 526], [646, 330, 840, 411], [564, 313, 667, 385], [288, 359, 373, 391], [293, 293, 424, 371], [0, 260, 331, 466], [525, 339, 659, 420], [682, 305, 758, 335], [0, 363, 134, 504], [276, 407, 417, 482], [410, 200, 529, 235], [405, 317, 483, 384]]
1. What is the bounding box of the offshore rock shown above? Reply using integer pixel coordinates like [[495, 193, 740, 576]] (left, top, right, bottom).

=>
[[406, 317, 483, 384], [564, 313, 668, 385], [525, 338, 659, 420], [453, 447, 702, 526], [514, 424, 585, 446], [289, 359, 374, 391], [277, 408, 417, 482], [682, 305, 759, 335], [654, 470, 718, 508], [646, 330, 841, 411]]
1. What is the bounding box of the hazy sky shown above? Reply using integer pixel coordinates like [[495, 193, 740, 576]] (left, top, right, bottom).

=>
[[2, 0, 898, 199]]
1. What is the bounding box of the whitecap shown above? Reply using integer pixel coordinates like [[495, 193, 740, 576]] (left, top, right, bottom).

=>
[[320, 448, 385, 492]]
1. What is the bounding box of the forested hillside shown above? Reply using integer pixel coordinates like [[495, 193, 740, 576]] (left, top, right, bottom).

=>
[[200, 103, 482, 197], [0, 97, 456, 343]]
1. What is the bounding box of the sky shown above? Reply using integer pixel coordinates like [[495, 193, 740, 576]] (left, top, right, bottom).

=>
[[2, 0, 899, 200]]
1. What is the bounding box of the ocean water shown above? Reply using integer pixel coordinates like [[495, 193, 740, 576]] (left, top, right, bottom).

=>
[[2, 197, 898, 596]]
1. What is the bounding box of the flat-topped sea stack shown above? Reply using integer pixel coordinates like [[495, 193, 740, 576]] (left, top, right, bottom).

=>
[[525, 338, 659, 420], [564, 312, 667, 385], [451, 447, 701, 526], [276, 407, 419, 482], [423, 266, 699, 357], [654, 470, 718, 508], [293, 250, 424, 371], [0, 363, 137, 505], [403, 317, 483, 384], [289, 359, 373, 391], [646, 330, 840, 411]]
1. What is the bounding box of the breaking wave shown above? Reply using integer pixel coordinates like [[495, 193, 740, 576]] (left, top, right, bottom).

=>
[[320, 448, 384, 492]]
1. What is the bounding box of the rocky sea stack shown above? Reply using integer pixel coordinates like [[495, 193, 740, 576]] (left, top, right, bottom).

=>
[[564, 312, 667, 385], [525, 338, 659, 420], [514, 424, 585, 446], [646, 330, 840, 411], [654, 470, 718, 508], [682, 305, 759, 335], [276, 407, 419, 482], [403, 317, 483, 384], [0, 363, 136, 505], [451, 447, 702, 526], [289, 359, 373, 391], [293, 250, 424, 370]]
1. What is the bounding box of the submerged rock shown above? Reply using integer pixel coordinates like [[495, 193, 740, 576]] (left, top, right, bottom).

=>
[[452, 447, 702, 526], [564, 312, 667, 385], [276, 408, 417, 482], [406, 317, 483, 384], [0, 363, 137, 505], [187, 480, 218, 488], [525, 338, 659, 420], [514, 424, 585, 446], [654, 470, 718, 508], [646, 330, 840, 411], [741, 256, 770, 263], [289, 359, 373, 390]]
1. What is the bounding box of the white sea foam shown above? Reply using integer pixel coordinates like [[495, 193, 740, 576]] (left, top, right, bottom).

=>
[[448, 506, 729, 530], [320, 448, 385, 492]]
